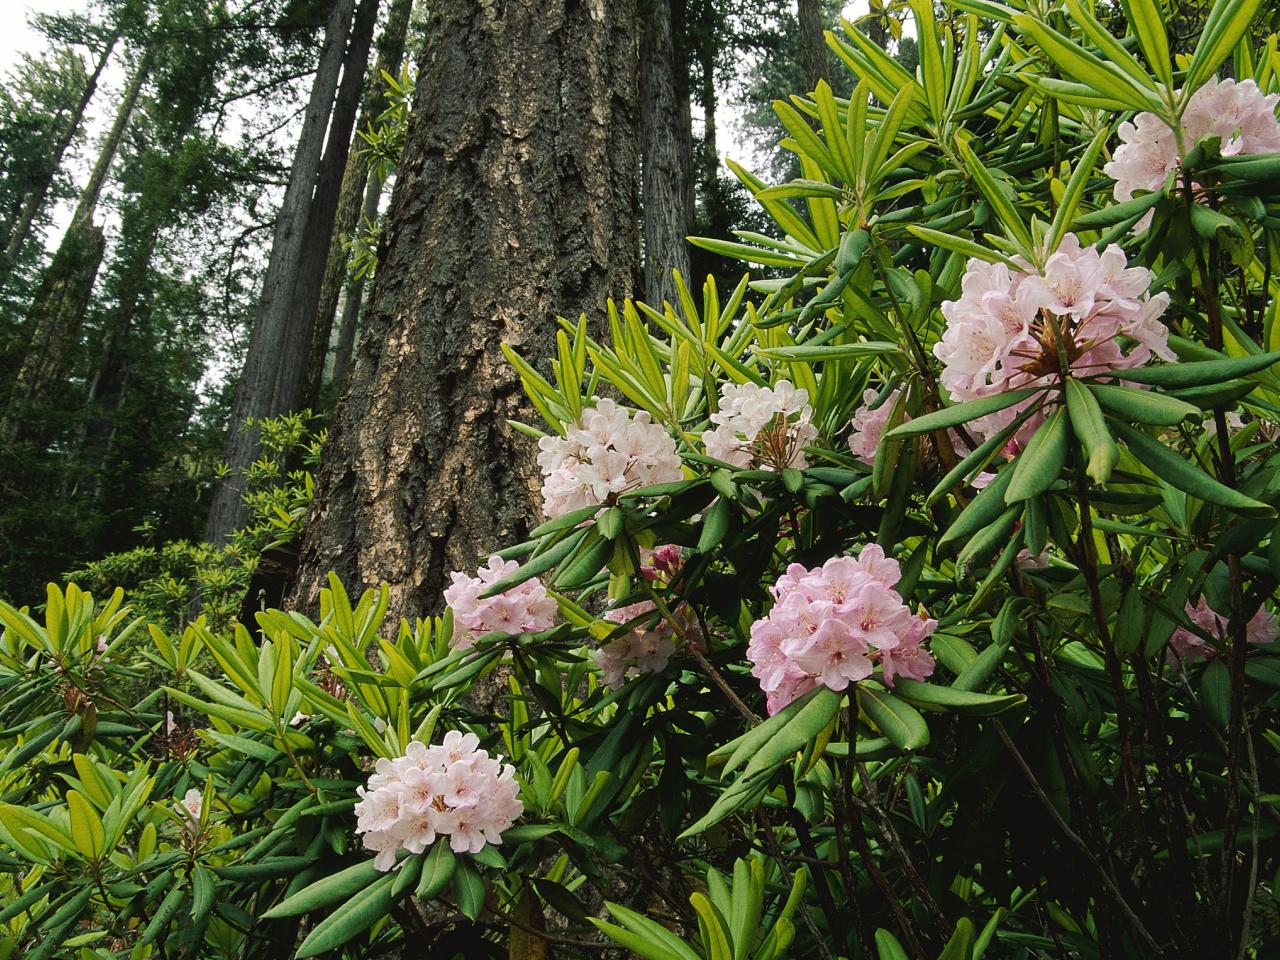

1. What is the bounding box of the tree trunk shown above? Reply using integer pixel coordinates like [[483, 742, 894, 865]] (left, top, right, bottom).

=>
[[2, 31, 118, 269], [797, 0, 829, 92], [639, 0, 692, 307], [204, 0, 357, 546], [2, 55, 144, 444], [330, 172, 382, 386], [272, 0, 380, 416], [699, 42, 717, 198], [303, 0, 415, 407], [291, 0, 640, 622]]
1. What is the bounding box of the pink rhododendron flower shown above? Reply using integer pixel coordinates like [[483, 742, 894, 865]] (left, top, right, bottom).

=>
[[355, 732, 523, 869], [536, 399, 683, 518], [847, 388, 905, 462], [747, 544, 936, 713], [640, 543, 684, 582], [593, 599, 678, 688], [1167, 597, 1280, 663], [1105, 78, 1280, 229], [443, 555, 557, 648], [933, 235, 1171, 441], [703, 380, 819, 470]]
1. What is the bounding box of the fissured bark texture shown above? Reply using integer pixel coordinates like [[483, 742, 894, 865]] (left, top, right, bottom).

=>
[[292, 0, 640, 621]]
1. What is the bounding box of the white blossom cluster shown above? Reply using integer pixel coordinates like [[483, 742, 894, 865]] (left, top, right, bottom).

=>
[[702, 380, 819, 470], [537, 399, 683, 518], [354, 732, 523, 869]]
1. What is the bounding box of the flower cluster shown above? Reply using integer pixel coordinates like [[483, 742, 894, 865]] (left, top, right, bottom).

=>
[[1106, 78, 1280, 227], [847, 388, 905, 462], [537, 400, 683, 518], [703, 380, 818, 470], [747, 545, 936, 714], [355, 732, 523, 870], [594, 599, 678, 688], [443, 555, 557, 648], [1168, 597, 1279, 663], [933, 235, 1172, 439]]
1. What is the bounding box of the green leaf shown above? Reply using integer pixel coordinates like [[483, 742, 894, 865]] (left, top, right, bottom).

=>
[[939, 466, 1017, 552], [698, 497, 735, 554], [875, 929, 911, 960], [592, 906, 701, 960], [263, 860, 382, 918], [1014, 14, 1162, 110], [1186, 0, 1266, 89], [1121, 0, 1172, 85], [66, 790, 104, 860], [480, 528, 588, 598], [952, 641, 1010, 692], [1087, 383, 1201, 426], [955, 137, 1035, 254], [903, 225, 1015, 265], [1005, 408, 1067, 503], [1071, 190, 1163, 229], [1110, 421, 1274, 517], [939, 919, 977, 960], [553, 531, 614, 588], [1064, 379, 1118, 484], [1201, 658, 1231, 729], [857, 684, 930, 750], [1050, 127, 1111, 251], [453, 859, 486, 920], [886, 388, 1042, 439], [415, 841, 457, 900], [295, 872, 396, 958], [891, 678, 1025, 715], [1111, 352, 1280, 387], [754, 341, 904, 361]]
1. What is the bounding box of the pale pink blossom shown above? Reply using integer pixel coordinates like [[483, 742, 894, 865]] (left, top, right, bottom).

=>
[[179, 788, 203, 835], [593, 599, 678, 688], [536, 400, 683, 518], [1168, 597, 1279, 663], [747, 544, 936, 713], [847, 388, 904, 462], [355, 734, 523, 869], [444, 555, 558, 648], [933, 235, 1171, 441], [702, 380, 819, 470], [1106, 78, 1280, 229]]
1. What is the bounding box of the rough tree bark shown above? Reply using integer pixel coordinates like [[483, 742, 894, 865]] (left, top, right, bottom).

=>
[[204, 0, 357, 545], [797, 0, 829, 92], [303, 0, 414, 406], [698, 36, 718, 199], [639, 0, 693, 307], [2, 31, 118, 269], [2, 56, 145, 444], [291, 0, 640, 622]]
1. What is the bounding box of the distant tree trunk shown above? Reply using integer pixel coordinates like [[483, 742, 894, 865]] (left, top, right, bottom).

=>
[[699, 40, 717, 197], [639, 0, 692, 307], [272, 0, 380, 415], [291, 0, 640, 622], [303, 0, 414, 406], [1, 56, 144, 445], [204, 0, 357, 546], [2, 31, 118, 269], [330, 172, 381, 386], [797, 0, 829, 91]]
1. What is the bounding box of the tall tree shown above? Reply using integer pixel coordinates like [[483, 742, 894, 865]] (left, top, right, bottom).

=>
[[204, 0, 362, 545], [797, 0, 829, 91], [640, 0, 693, 307], [291, 0, 641, 621], [2, 56, 147, 444], [303, 0, 415, 405], [1, 28, 117, 270]]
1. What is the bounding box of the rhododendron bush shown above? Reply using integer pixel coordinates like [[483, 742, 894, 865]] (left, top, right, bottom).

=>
[[5, 1, 1280, 959]]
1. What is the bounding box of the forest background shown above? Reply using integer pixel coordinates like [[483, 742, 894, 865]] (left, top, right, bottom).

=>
[[0, 0, 904, 614]]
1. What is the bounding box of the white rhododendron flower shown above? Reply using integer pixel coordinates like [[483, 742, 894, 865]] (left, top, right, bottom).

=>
[[593, 599, 678, 688], [355, 732, 523, 870], [703, 380, 819, 469], [536, 399, 682, 518]]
